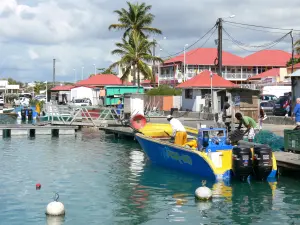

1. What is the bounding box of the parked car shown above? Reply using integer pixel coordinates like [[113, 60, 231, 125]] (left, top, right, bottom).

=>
[[260, 101, 274, 115], [71, 99, 89, 107], [260, 94, 278, 103], [35, 95, 46, 102], [273, 95, 289, 116]]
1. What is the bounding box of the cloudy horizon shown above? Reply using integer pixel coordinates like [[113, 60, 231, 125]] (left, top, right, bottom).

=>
[[0, 0, 300, 83]]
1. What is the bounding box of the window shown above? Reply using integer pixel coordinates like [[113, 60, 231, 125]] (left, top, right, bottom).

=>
[[185, 89, 193, 99]]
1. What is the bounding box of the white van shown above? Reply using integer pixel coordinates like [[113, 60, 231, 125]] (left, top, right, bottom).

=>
[[262, 86, 291, 98]]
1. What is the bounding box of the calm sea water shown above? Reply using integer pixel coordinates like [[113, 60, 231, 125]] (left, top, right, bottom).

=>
[[0, 131, 300, 225]]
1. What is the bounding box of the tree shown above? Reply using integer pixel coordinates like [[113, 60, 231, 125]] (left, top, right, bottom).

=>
[[33, 82, 46, 95], [295, 39, 300, 54], [108, 2, 162, 38], [109, 32, 163, 87], [286, 57, 300, 66], [146, 85, 182, 96]]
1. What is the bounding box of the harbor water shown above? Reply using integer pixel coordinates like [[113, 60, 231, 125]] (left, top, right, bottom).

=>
[[0, 131, 300, 225]]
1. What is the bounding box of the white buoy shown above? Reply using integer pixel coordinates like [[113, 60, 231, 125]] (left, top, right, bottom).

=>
[[46, 193, 65, 216], [195, 180, 212, 201]]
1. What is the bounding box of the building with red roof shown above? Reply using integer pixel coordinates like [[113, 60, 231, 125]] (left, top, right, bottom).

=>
[[176, 70, 236, 111], [75, 74, 125, 87], [50, 85, 75, 104], [287, 62, 300, 74], [160, 48, 292, 86], [51, 85, 74, 91], [248, 68, 281, 81]]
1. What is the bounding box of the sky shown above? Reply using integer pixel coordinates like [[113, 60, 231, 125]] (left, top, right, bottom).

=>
[[0, 0, 300, 83]]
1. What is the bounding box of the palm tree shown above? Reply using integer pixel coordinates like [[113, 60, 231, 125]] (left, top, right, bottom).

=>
[[295, 39, 300, 54], [109, 33, 163, 88], [108, 2, 162, 38]]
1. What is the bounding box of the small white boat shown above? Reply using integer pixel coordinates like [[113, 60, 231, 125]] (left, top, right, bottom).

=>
[[3, 108, 15, 113]]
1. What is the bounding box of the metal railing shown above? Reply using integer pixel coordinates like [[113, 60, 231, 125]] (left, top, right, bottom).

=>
[[44, 102, 127, 127]]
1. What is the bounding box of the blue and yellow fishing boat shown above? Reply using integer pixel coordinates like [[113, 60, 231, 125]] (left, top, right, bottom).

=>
[[135, 123, 277, 182]]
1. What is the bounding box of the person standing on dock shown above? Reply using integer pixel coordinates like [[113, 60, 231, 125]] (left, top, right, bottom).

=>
[[292, 98, 300, 129], [167, 115, 187, 145], [235, 112, 258, 142]]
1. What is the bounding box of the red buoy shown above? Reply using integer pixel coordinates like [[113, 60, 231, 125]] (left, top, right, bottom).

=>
[[130, 114, 147, 130], [36, 183, 41, 190]]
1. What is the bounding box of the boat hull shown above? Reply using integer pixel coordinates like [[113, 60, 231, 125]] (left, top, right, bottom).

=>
[[135, 134, 230, 181], [0, 113, 18, 124]]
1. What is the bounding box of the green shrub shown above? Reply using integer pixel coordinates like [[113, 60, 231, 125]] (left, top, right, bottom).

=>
[[147, 85, 182, 96]]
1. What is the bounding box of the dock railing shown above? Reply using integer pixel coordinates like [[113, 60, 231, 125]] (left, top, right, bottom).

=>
[[44, 102, 126, 127]]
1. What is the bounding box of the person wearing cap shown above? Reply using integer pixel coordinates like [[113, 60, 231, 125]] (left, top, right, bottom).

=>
[[167, 115, 187, 145]]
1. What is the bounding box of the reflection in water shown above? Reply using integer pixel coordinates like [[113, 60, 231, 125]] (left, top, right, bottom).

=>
[[46, 216, 65, 225], [231, 181, 274, 225], [2, 134, 300, 225]]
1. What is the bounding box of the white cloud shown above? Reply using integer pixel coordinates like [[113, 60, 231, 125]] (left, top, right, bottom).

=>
[[0, 0, 299, 82], [28, 49, 39, 59]]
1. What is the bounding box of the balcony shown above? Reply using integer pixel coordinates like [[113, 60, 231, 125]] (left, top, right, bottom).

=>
[[223, 72, 256, 80]]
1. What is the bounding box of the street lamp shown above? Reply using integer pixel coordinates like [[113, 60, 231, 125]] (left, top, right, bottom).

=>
[[93, 64, 96, 76], [81, 66, 84, 80], [183, 44, 189, 81], [73, 69, 77, 83]]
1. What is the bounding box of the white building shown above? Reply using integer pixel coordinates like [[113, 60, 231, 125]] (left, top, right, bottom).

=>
[[0, 80, 20, 95], [177, 70, 236, 112], [70, 86, 100, 106], [161, 48, 292, 88]]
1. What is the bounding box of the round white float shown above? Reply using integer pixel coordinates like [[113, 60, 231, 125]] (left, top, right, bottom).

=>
[[46, 201, 65, 216], [195, 186, 212, 201]]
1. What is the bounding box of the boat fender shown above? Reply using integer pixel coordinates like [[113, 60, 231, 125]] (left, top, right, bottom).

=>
[[46, 193, 65, 216], [195, 180, 212, 201]]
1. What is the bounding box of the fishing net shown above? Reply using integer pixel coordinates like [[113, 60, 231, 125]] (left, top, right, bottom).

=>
[[252, 130, 284, 151]]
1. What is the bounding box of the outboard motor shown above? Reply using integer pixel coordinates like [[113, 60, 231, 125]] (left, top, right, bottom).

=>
[[253, 146, 273, 180], [21, 108, 27, 121], [27, 108, 33, 121], [232, 147, 253, 181]]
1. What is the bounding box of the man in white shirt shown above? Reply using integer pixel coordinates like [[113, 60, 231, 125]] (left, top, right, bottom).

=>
[[167, 115, 187, 145]]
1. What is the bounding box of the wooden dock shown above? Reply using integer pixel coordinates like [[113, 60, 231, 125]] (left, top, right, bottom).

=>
[[0, 124, 78, 137], [100, 126, 300, 172], [274, 152, 300, 170]]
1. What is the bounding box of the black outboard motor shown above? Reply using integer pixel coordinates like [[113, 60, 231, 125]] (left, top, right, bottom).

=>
[[253, 146, 273, 180], [27, 108, 33, 121], [232, 147, 253, 181], [21, 108, 27, 121]]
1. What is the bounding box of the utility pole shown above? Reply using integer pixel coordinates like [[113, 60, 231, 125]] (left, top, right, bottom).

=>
[[217, 18, 223, 77], [53, 58, 56, 85]]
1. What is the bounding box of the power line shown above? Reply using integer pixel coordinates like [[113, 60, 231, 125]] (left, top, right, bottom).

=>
[[224, 22, 289, 34], [223, 20, 300, 32], [185, 27, 217, 57], [222, 28, 290, 49], [160, 24, 217, 59], [222, 28, 290, 52]]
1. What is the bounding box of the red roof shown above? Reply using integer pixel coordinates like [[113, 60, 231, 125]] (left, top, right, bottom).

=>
[[75, 74, 124, 86], [177, 70, 237, 89], [248, 68, 280, 80], [51, 85, 74, 91], [165, 48, 244, 66], [141, 76, 158, 84], [288, 62, 300, 69], [243, 50, 291, 66]]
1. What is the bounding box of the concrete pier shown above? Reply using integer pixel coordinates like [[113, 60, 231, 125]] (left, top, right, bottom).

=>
[[0, 124, 78, 137]]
